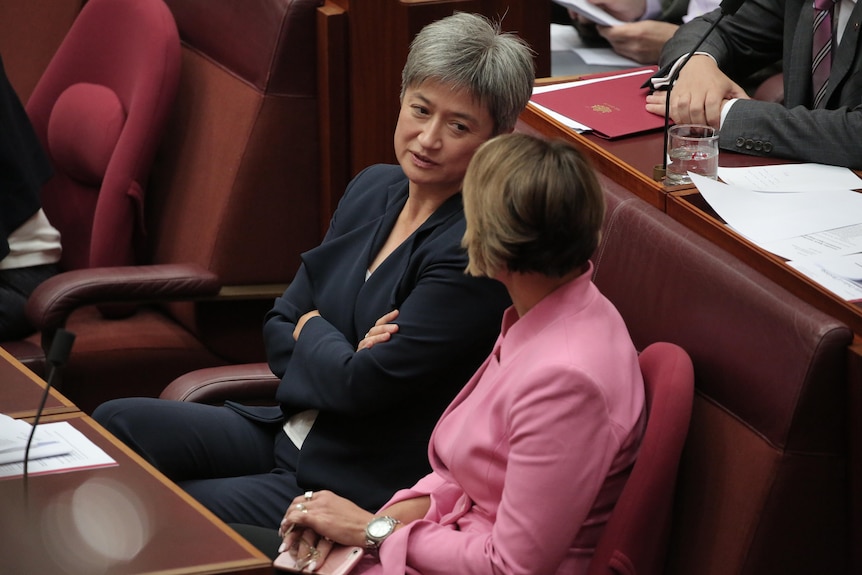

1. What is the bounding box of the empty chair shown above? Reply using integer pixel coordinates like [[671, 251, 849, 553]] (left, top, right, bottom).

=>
[[0, 0, 180, 374], [588, 342, 694, 575], [25, 0, 180, 273]]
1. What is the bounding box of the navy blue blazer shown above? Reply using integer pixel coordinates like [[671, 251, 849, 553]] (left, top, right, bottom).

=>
[[238, 164, 511, 511]]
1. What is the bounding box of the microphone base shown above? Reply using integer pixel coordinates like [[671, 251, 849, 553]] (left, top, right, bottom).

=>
[[652, 164, 666, 182]]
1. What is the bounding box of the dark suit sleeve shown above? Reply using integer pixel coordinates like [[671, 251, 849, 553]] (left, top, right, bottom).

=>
[[283, 248, 508, 415], [720, 100, 862, 168], [660, 0, 785, 73]]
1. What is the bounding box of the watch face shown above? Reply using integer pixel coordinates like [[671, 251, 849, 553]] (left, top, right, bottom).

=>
[[368, 517, 393, 538]]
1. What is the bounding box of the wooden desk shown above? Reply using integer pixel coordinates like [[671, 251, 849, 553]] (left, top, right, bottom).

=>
[[519, 102, 669, 210], [0, 346, 76, 419], [1, 412, 272, 574], [668, 189, 862, 335], [518, 97, 862, 334], [518, 95, 790, 212], [0, 351, 272, 574]]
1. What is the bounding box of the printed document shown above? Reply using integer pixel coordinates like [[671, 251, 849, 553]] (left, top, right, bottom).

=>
[[0, 417, 116, 479]]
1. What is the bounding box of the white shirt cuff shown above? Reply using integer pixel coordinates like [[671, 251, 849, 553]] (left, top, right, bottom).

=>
[[649, 52, 717, 90], [719, 98, 737, 128]]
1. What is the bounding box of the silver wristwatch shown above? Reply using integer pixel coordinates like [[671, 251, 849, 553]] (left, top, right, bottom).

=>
[[365, 516, 401, 550]]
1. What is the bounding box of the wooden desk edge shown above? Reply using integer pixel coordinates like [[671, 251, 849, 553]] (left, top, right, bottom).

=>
[[666, 191, 862, 335], [0, 345, 77, 413], [48, 412, 273, 571]]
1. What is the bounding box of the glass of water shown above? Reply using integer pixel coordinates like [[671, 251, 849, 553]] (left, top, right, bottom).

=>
[[665, 124, 719, 186]]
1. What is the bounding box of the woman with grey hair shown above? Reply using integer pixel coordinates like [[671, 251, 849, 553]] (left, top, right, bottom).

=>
[[94, 12, 535, 535], [279, 135, 645, 574]]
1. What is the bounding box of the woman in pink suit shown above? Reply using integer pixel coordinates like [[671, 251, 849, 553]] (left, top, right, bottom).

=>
[[278, 133, 646, 575]]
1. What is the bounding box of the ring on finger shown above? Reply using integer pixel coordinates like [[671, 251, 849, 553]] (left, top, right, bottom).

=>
[[304, 490, 313, 501], [295, 503, 307, 513]]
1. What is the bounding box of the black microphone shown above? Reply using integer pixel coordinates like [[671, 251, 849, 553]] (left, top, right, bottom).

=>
[[23, 328, 76, 480], [647, 0, 746, 181]]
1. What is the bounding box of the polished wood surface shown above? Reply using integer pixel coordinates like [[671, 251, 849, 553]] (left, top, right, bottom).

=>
[[0, 346, 76, 419], [519, 103, 670, 210], [0, 352, 271, 574], [317, 2, 349, 238], [1, 412, 272, 574]]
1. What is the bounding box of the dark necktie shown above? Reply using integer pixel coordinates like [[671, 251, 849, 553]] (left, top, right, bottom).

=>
[[812, 0, 836, 108]]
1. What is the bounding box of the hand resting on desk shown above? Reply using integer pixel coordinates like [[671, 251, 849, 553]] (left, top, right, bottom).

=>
[[644, 54, 748, 127]]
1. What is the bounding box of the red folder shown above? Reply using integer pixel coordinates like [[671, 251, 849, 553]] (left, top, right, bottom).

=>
[[530, 67, 665, 140]]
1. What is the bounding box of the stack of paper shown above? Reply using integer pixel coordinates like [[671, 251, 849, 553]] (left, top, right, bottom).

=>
[[0, 414, 117, 479], [690, 165, 862, 302], [0, 413, 70, 464]]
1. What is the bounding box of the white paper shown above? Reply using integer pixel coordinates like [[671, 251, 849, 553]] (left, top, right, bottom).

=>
[[787, 253, 862, 302], [760, 223, 862, 261], [0, 420, 117, 479], [551, 23, 583, 51], [553, 0, 626, 26], [689, 173, 862, 244], [0, 413, 71, 464], [576, 48, 640, 66], [550, 22, 639, 68], [717, 163, 862, 192]]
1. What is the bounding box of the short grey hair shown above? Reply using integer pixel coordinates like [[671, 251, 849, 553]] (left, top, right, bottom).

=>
[[401, 12, 535, 134]]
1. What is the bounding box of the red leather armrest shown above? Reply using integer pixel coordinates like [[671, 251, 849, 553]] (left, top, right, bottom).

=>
[[26, 263, 221, 331], [159, 362, 279, 404]]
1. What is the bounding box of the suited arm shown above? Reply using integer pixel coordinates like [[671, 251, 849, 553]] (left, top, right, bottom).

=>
[[721, 100, 862, 168], [660, 0, 784, 78]]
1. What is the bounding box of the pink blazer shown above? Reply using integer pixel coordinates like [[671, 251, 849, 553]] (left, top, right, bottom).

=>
[[359, 267, 646, 575]]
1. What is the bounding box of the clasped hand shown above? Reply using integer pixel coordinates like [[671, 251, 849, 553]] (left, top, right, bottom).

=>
[[278, 490, 373, 572]]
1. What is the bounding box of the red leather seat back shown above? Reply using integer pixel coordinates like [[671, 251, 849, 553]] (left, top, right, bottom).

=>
[[146, 0, 324, 364], [25, 0, 181, 271], [592, 179, 852, 574], [588, 342, 694, 575]]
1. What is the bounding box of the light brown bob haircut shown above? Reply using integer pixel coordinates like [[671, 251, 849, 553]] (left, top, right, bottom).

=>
[[462, 133, 605, 278]]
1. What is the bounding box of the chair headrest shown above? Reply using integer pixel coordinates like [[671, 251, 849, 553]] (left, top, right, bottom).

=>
[[47, 82, 126, 185]]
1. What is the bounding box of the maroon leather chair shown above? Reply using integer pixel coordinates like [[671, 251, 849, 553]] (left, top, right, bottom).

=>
[[25, 0, 180, 274], [10, 0, 327, 413], [0, 0, 181, 375], [587, 342, 694, 575]]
